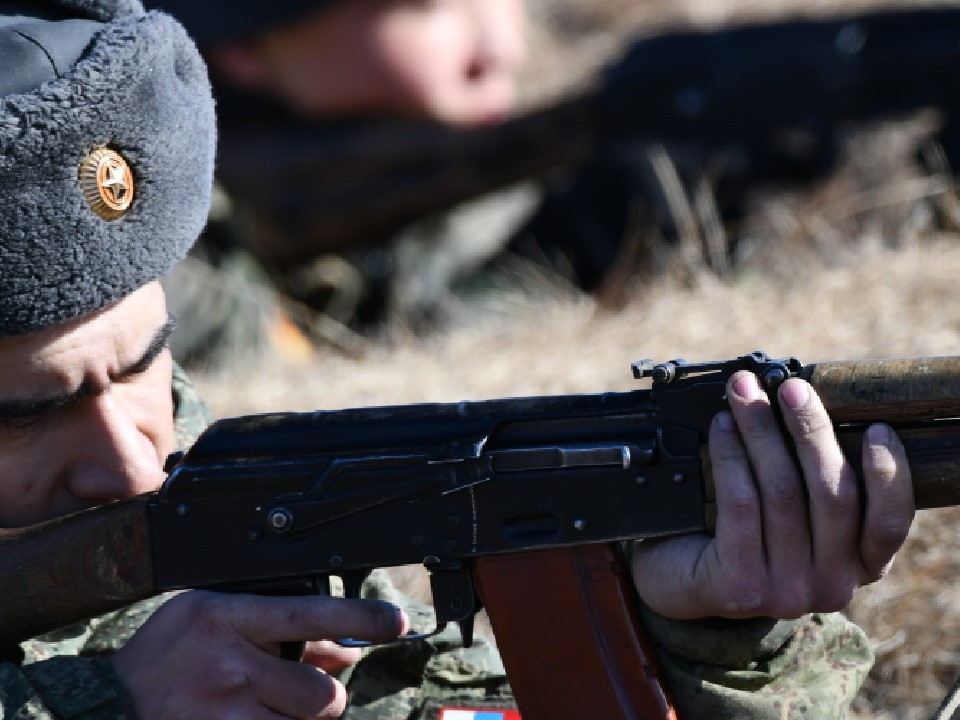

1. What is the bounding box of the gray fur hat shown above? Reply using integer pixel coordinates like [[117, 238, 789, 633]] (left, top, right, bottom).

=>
[[0, 0, 216, 338]]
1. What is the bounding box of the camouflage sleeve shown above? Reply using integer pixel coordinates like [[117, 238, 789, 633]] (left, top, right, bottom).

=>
[[639, 602, 873, 719], [337, 570, 516, 720], [0, 656, 136, 719]]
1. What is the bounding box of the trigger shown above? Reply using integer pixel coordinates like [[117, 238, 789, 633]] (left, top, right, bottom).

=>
[[457, 615, 475, 649], [341, 570, 371, 599], [428, 560, 478, 627]]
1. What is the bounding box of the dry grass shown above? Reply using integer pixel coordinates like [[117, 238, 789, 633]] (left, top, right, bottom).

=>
[[196, 242, 960, 414], [186, 2, 960, 717]]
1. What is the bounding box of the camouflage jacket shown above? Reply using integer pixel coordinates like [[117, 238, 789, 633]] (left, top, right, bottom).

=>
[[0, 365, 879, 719]]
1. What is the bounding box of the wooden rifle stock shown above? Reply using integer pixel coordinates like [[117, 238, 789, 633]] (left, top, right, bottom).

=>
[[0, 496, 154, 648]]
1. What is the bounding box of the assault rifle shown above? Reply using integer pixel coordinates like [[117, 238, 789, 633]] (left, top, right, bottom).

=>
[[217, 6, 960, 268], [2, 352, 960, 719]]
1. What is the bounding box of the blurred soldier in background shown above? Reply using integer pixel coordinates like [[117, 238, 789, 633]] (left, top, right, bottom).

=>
[[146, 0, 536, 366], [147, 0, 823, 369], [148, 0, 954, 370]]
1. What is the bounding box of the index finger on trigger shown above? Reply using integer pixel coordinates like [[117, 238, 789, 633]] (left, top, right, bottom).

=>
[[222, 594, 409, 647]]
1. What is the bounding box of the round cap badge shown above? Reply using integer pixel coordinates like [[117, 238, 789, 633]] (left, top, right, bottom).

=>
[[79, 147, 135, 220]]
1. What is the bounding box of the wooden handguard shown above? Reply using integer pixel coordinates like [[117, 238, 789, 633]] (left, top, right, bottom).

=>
[[803, 357, 960, 509], [474, 544, 677, 720]]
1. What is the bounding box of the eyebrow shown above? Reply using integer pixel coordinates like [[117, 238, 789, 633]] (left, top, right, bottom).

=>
[[0, 317, 178, 420]]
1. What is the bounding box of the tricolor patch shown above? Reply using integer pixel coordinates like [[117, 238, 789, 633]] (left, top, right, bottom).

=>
[[438, 708, 521, 720]]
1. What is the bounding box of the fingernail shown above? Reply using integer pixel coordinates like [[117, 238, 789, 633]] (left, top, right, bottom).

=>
[[867, 423, 890, 446], [780, 380, 809, 410], [731, 372, 760, 400], [715, 411, 735, 431]]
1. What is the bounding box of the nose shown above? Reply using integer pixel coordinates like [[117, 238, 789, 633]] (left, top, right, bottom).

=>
[[467, 0, 527, 81], [64, 390, 166, 503]]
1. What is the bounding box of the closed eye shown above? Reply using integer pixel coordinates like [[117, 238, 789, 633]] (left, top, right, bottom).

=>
[[119, 317, 177, 379]]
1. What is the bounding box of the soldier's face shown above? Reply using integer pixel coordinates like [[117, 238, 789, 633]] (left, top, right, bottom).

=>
[[0, 282, 175, 527], [212, 0, 527, 127]]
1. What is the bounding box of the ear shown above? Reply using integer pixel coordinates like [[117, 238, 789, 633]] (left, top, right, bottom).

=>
[[207, 42, 270, 90]]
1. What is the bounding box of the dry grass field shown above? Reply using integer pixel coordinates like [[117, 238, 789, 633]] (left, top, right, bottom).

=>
[[186, 2, 960, 718]]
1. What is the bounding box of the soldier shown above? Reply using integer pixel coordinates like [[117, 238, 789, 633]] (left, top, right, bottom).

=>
[[146, 0, 535, 360], [0, 2, 405, 717], [0, 1, 917, 719]]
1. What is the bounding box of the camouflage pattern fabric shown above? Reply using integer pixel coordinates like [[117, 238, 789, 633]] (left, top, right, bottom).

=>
[[163, 180, 539, 368], [163, 240, 291, 369], [170, 361, 215, 451], [639, 603, 874, 719], [0, 363, 887, 719], [336, 571, 515, 720]]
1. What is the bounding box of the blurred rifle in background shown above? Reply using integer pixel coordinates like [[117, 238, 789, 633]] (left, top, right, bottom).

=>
[[219, 5, 960, 272]]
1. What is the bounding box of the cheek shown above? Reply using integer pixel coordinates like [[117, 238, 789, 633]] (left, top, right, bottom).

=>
[[0, 449, 39, 506], [372, 20, 473, 107], [0, 431, 68, 527]]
